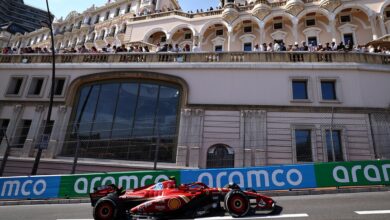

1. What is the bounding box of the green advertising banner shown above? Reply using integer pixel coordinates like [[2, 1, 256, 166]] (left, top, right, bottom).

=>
[[315, 160, 390, 187], [59, 170, 180, 198]]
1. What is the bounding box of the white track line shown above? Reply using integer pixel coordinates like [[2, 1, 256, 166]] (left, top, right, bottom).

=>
[[355, 210, 390, 215], [195, 214, 309, 219]]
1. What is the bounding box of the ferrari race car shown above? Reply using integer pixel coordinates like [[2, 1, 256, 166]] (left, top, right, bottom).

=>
[[90, 178, 277, 220]]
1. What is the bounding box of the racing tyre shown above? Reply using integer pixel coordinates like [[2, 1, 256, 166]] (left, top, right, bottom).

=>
[[93, 197, 118, 220], [224, 190, 250, 217]]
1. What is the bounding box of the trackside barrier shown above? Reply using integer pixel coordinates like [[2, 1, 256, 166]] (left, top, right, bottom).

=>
[[180, 164, 317, 191], [0, 160, 389, 200], [58, 170, 180, 198], [0, 175, 61, 199]]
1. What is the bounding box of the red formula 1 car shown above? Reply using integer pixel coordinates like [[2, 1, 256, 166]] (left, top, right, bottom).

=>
[[90, 178, 277, 220]]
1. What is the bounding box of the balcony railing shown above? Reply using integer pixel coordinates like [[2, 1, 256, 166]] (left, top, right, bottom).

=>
[[0, 52, 389, 65]]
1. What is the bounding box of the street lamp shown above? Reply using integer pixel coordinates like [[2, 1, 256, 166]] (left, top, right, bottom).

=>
[[31, 0, 56, 175]]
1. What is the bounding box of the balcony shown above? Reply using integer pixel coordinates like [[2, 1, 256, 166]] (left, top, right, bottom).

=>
[[0, 52, 388, 65]]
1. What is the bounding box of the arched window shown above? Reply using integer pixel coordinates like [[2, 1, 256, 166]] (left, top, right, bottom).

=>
[[61, 81, 181, 163], [207, 144, 234, 168]]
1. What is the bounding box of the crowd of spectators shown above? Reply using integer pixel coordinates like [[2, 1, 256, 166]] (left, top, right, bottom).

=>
[[252, 40, 390, 54], [1, 41, 389, 55]]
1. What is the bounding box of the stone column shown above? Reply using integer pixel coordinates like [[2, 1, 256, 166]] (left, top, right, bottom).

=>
[[379, 15, 387, 36], [292, 19, 299, 44], [155, 0, 162, 11], [240, 110, 267, 167], [0, 105, 23, 156], [370, 15, 378, 40], [227, 31, 233, 52], [166, 32, 172, 44], [22, 105, 45, 157], [45, 105, 71, 158], [329, 18, 337, 43], [259, 22, 265, 45], [176, 108, 204, 168]]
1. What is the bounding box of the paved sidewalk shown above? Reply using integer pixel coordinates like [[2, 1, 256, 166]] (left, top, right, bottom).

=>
[[1, 186, 389, 206]]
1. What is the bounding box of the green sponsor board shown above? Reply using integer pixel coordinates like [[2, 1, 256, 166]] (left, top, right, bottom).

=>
[[315, 160, 390, 187], [59, 170, 180, 198]]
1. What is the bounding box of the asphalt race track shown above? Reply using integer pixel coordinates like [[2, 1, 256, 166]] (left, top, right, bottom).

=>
[[0, 191, 389, 220]]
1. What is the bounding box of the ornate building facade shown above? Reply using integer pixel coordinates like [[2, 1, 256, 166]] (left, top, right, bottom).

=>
[[8, 0, 390, 52], [0, 0, 390, 176]]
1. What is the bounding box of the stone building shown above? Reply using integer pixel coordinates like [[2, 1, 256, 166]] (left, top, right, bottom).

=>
[[0, 0, 390, 176]]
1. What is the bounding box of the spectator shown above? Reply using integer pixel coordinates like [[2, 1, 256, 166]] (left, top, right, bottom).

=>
[[156, 43, 163, 52], [280, 42, 286, 51], [292, 42, 299, 51], [79, 45, 89, 53], [143, 46, 150, 52], [168, 44, 174, 52], [267, 43, 273, 52], [261, 43, 267, 52], [331, 41, 338, 51], [324, 42, 331, 51], [192, 43, 200, 52], [172, 44, 181, 52], [273, 40, 280, 51], [287, 44, 293, 51], [337, 42, 345, 51], [253, 44, 260, 52], [300, 41, 308, 51], [91, 46, 98, 53]]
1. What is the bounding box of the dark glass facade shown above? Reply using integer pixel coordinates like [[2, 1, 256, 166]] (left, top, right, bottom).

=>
[[0, 0, 49, 33], [62, 81, 181, 163]]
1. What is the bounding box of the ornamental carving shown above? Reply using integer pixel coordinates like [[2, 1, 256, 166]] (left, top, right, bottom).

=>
[[319, 0, 341, 12], [222, 3, 239, 24], [252, 3, 271, 20], [285, 0, 305, 17]]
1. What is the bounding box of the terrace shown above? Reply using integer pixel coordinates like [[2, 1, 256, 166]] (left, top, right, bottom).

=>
[[0, 52, 389, 65]]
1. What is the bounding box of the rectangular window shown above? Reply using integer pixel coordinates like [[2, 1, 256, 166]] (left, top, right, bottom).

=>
[[321, 81, 337, 100], [0, 119, 10, 143], [54, 78, 66, 96], [184, 33, 192, 40], [14, 120, 32, 148], [243, 43, 252, 52], [386, 11, 390, 18], [274, 22, 283, 30], [326, 130, 343, 162], [28, 77, 45, 96], [343, 33, 354, 45], [306, 19, 316, 26], [292, 80, 308, 100], [6, 77, 24, 95], [94, 15, 100, 24], [105, 11, 110, 20], [216, 29, 223, 36], [126, 5, 131, 13], [115, 8, 120, 17], [160, 36, 166, 42], [340, 15, 351, 23], [215, 45, 223, 52], [244, 26, 252, 33], [308, 36, 318, 46], [295, 129, 313, 162]]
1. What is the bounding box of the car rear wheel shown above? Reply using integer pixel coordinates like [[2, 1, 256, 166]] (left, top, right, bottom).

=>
[[93, 198, 117, 220], [224, 190, 250, 217]]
